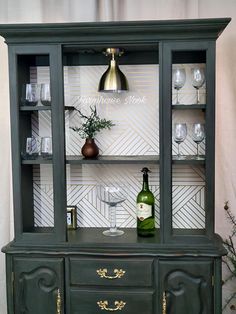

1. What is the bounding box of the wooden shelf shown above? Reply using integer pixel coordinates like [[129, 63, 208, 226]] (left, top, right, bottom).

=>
[[21, 155, 159, 165], [67, 228, 161, 246], [66, 228, 216, 249], [21, 155, 205, 165], [66, 155, 160, 164], [20, 105, 52, 111], [20, 105, 74, 111], [172, 155, 205, 165], [21, 156, 53, 164], [172, 104, 206, 110]]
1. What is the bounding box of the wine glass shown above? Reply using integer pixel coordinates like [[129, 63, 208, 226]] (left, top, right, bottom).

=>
[[191, 67, 205, 104], [172, 67, 186, 105], [192, 123, 205, 159], [96, 183, 129, 236], [40, 137, 52, 158], [22, 83, 41, 106], [22, 136, 40, 159], [40, 83, 51, 106], [173, 123, 187, 159]]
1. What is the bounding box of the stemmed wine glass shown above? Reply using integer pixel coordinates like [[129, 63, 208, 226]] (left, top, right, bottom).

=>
[[191, 67, 205, 104], [192, 123, 205, 159], [22, 136, 40, 159], [172, 67, 186, 105], [96, 183, 129, 236], [173, 123, 187, 159], [22, 83, 41, 106]]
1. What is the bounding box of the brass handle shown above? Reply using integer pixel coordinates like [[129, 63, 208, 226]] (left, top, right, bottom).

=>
[[56, 289, 62, 314], [97, 300, 126, 311], [162, 292, 167, 314], [97, 268, 126, 279]]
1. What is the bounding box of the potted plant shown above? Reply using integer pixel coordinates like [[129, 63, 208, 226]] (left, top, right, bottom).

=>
[[70, 106, 114, 158]]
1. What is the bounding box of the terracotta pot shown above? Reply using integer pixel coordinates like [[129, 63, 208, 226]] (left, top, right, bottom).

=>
[[81, 138, 99, 158]]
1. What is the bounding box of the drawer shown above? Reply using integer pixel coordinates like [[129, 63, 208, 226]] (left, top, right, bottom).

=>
[[69, 257, 153, 287], [70, 289, 154, 314]]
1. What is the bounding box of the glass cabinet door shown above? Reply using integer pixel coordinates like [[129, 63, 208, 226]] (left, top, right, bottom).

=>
[[9, 45, 66, 242], [161, 41, 215, 242], [172, 50, 206, 235]]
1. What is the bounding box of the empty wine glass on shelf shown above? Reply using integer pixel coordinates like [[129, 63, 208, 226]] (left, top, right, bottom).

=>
[[22, 136, 40, 159], [173, 123, 187, 159], [21, 83, 41, 106], [96, 183, 129, 236], [191, 67, 205, 104], [192, 123, 205, 159], [40, 137, 52, 158], [172, 67, 186, 105], [40, 83, 51, 106]]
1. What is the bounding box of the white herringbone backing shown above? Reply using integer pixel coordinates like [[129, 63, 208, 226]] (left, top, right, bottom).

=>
[[31, 63, 206, 229]]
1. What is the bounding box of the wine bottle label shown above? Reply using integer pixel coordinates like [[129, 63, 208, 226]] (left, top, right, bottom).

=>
[[137, 202, 152, 221]]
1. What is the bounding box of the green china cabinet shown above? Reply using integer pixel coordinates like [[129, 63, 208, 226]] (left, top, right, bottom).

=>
[[0, 18, 230, 314]]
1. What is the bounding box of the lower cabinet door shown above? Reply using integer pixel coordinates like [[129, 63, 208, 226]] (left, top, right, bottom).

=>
[[159, 259, 213, 314], [70, 289, 154, 314], [13, 257, 64, 314]]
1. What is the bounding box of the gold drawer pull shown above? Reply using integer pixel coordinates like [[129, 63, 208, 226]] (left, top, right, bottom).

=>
[[97, 268, 126, 279], [97, 300, 126, 311], [56, 289, 62, 314], [162, 292, 167, 314]]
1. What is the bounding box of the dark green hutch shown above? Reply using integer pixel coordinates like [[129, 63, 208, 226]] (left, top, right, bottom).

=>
[[0, 18, 230, 314]]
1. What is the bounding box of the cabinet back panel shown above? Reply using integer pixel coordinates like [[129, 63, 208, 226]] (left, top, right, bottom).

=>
[[30, 63, 206, 229]]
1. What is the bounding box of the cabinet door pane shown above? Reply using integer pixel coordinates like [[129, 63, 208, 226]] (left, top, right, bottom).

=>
[[18, 54, 55, 234], [171, 49, 208, 236], [10, 45, 66, 241]]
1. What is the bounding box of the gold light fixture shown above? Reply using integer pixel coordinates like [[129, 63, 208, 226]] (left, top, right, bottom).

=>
[[98, 48, 129, 93]]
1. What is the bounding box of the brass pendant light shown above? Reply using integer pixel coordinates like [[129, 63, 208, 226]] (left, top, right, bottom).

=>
[[98, 48, 129, 93]]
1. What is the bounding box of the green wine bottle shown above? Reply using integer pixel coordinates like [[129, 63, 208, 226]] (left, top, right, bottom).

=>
[[137, 167, 155, 237]]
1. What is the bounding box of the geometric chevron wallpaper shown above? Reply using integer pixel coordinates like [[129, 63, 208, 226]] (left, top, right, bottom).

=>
[[64, 64, 159, 156], [66, 164, 160, 228], [172, 165, 205, 229], [33, 163, 205, 229], [32, 64, 206, 229]]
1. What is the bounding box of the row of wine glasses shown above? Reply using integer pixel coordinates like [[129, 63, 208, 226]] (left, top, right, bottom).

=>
[[22, 136, 52, 159], [21, 83, 51, 106], [172, 66, 205, 104], [173, 123, 205, 159]]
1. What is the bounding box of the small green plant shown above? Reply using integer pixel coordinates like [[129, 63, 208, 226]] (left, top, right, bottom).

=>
[[70, 106, 114, 139], [223, 201, 236, 311]]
